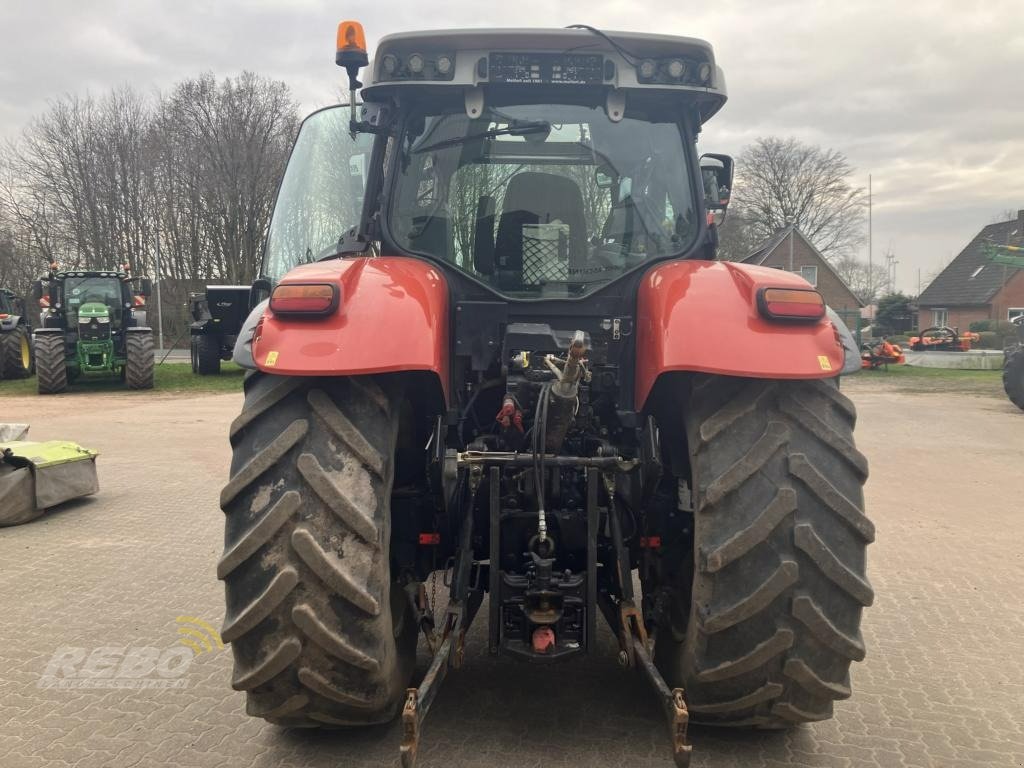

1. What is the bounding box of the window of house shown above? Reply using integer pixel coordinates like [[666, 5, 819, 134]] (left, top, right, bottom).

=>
[[799, 265, 818, 286], [933, 308, 948, 326], [1008, 308, 1024, 322]]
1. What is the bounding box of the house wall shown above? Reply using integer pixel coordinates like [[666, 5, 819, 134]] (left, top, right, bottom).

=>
[[918, 272, 1024, 330], [991, 268, 1024, 323], [914, 305, 990, 330], [757, 233, 862, 311]]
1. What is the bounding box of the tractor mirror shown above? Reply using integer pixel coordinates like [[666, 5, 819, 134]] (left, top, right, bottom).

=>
[[594, 165, 615, 189], [249, 278, 273, 311], [699, 153, 734, 215]]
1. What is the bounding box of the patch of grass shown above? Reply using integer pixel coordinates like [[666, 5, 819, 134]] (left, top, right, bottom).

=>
[[0, 362, 245, 397], [153, 362, 247, 392], [882, 366, 997, 380], [847, 364, 1004, 397]]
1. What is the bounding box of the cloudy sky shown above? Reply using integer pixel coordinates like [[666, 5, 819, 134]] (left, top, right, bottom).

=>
[[2, 0, 1022, 293]]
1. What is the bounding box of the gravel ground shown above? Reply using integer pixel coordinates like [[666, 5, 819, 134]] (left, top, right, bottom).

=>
[[0, 376, 1022, 768]]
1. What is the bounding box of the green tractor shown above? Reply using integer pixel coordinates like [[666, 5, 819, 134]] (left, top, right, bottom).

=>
[[31, 269, 155, 394], [0, 288, 33, 380]]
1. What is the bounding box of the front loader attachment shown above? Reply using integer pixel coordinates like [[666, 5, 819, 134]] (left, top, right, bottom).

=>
[[0, 426, 99, 526]]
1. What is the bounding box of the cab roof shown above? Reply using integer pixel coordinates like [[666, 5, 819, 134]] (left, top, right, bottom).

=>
[[363, 27, 727, 122]]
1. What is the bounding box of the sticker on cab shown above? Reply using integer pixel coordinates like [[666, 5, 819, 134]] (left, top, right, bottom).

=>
[[818, 355, 832, 371], [265, 351, 279, 367]]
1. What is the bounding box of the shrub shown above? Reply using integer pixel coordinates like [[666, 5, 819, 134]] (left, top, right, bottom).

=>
[[975, 331, 1004, 349], [969, 320, 992, 333]]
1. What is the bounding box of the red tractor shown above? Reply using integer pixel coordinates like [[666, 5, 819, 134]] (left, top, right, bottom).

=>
[[219, 24, 871, 767]]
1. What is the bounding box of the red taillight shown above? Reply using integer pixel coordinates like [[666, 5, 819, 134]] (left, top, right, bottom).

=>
[[418, 533, 440, 546], [269, 283, 339, 315], [757, 287, 825, 321], [0, 313, 8, 320]]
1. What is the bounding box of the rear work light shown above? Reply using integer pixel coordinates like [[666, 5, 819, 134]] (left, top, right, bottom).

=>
[[757, 287, 826, 321], [269, 283, 339, 316]]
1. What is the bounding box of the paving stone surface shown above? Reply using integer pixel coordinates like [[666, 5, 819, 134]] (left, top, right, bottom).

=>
[[1, 382, 1022, 768]]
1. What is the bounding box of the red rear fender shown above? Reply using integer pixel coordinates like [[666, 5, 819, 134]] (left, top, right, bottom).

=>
[[252, 257, 449, 402], [635, 260, 844, 410]]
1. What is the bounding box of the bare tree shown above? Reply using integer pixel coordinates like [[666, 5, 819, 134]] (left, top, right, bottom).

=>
[[734, 137, 866, 260], [160, 73, 298, 284], [9, 89, 153, 273], [831, 254, 889, 305], [991, 209, 1018, 224], [715, 205, 761, 262], [0, 150, 53, 290], [1, 73, 299, 344]]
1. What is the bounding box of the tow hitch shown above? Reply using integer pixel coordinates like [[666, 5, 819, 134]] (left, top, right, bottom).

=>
[[398, 461, 693, 768]]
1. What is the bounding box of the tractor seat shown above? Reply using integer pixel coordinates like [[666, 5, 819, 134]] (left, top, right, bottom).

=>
[[494, 172, 587, 287]]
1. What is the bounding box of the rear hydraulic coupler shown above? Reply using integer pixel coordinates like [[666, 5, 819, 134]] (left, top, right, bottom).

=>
[[542, 330, 588, 453]]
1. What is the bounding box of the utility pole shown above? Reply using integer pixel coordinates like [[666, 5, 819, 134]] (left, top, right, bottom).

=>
[[885, 250, 898, 294], [867, 174, 873, 314], [155, 222, 165, 352]]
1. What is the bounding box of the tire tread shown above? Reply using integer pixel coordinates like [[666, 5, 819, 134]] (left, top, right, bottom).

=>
[[1003, 345, 1024, 410], [659, 376, 871, 728], [0, 326, 31, 379], [34, 333, 68, 394], [219, 373, 414, 726], [125, 331, 154, 390]]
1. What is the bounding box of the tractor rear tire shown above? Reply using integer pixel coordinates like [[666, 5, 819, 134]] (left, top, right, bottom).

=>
[[125, 331, 154, 390], [34, 334, 68, 394], [195, 333, 221, 375], [1, 326, 32, 379], [1002, 346, 1024, 410], [656, 376, 872, 728], [219, 372, 417, 727]]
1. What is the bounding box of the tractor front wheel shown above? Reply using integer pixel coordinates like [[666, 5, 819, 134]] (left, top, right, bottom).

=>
[[655, 376, 872, 728], [34, 334, 68, 394], [0, 326, 32, 379], [1002, 345, 1024, 410], [219, 372, 417, 726], [195, 333, 221, 375], [125, 331, 154, 390]]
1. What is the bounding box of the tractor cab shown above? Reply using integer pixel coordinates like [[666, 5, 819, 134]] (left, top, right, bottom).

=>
[[265, 28, 730, 302], [63, 275, 123, 333]]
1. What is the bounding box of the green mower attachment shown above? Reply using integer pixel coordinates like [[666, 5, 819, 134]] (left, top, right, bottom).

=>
[[0, 424, 99, 526]]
